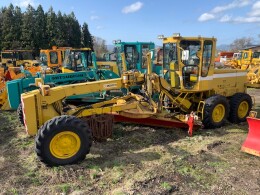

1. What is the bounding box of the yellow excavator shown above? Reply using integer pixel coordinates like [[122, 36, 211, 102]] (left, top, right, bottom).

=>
[[21, 34, 252, 166]]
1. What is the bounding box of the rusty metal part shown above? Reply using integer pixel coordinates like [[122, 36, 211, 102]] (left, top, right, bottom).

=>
[[82, 114, 114, 141]]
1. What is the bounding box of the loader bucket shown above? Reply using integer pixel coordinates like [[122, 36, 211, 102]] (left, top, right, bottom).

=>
[[241, 117, 260, 157]]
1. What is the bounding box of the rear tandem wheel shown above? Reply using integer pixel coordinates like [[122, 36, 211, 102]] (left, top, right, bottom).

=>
[[202, 95, 230, 129], [228, 93, 252, 123]]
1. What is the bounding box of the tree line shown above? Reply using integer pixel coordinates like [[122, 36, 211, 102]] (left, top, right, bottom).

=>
[[0, 4, 95, 55]]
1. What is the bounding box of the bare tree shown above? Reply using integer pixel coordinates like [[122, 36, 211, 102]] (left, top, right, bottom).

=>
[[93, 36, 108, 59], [230, 37, 254, 51]]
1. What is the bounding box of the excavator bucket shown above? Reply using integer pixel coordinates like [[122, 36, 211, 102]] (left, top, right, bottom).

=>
[[241, 114, 260, 156]]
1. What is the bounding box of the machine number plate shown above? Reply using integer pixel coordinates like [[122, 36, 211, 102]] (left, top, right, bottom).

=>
[[104, 83, 117, 88]]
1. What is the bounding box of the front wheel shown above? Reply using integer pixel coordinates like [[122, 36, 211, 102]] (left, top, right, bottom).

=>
[[228, 93, 252, 123], [35, 115, 92, 166], [202, 95, 229, 129]]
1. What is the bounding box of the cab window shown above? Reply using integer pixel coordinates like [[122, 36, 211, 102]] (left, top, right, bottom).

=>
[[40, 52, 47, 66], [243, 52, 248, 59], [141, 44, 150, 68], [180, 40, 201, 89], [180, 40, 201, 66], [163, 43, 177, 70], [124, 45, 139, 69], [201, 40, 213, 77], [50, 52, 58, 64]]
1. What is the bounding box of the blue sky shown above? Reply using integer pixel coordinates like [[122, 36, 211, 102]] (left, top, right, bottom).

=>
[[1, 0, 260, 46]]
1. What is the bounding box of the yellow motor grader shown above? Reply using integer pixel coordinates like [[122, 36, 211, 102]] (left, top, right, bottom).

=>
[[224, 49, 260, 87], [226, 49, 260, 69], [21, 34, 252, 166]]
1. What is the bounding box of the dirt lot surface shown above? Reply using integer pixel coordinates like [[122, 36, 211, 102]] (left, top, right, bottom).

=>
[[1, 89, 260, 194]]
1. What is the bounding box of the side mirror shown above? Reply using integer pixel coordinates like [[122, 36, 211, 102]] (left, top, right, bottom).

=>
[[182, 50, 189, 61]]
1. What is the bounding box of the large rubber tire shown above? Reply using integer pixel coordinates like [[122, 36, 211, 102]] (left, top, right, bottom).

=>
[[202, 95, 229, 129], [228, 93, 252, 123], [35, 115, 92, 166], [17, 103, 24, 125]]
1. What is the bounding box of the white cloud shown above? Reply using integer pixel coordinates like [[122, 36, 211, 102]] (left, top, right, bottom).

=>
[[218, 1, 260, 23], [198, 0, 256, 23], [16, 0, 36, 8], [212, 0, 251, 13], [249, 1, 260, 16], [219, 15, 232, 22], [122, 2, 143, 14], [198, 13, 215, 22], [218, 15, 260, 23], [233, 16, 260, 23]]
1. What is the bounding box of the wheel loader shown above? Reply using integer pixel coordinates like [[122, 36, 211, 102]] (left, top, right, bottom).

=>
[[20, 34, 252, 166]]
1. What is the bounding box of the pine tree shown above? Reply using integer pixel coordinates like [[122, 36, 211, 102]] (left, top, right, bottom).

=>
[[65, 12, 81, 47], [21, 5, 36, 49], [46, 7, 57, 47], [0, 4, 95, 51], [81, 22, 93, 49], [0, 8, 4, 50], [12, 6, 23, 49], [1, 4, 16, 49], [56, 11, 67, 46], [35, 5, 47, 50]]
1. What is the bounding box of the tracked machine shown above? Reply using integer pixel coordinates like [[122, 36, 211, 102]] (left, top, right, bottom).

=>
[[21, 34, 252, 166]]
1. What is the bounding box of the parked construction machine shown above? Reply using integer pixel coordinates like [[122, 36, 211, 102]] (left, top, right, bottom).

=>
[[99, 41, 157, 76], [6, 43, 159, 113], [225, 49, 260, 88], [226, 49, 260, 69], [20, 34, 252, 166], [39, 46, 71, 71], [0, 49, 39, 67], [7, 49, 119, 111]]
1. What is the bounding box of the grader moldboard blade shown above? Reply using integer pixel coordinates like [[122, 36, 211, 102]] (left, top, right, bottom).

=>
[[113, 113, 200, 136], [241, 113, 260, 156]]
